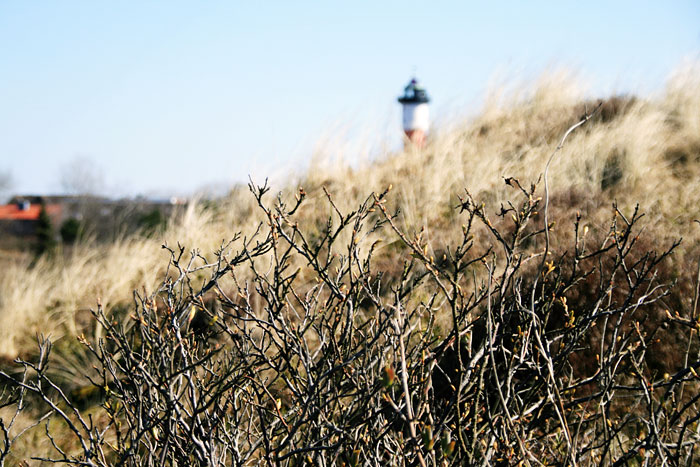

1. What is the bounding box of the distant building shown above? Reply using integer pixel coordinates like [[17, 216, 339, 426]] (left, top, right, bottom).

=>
[[0, 194, 187, 249], [0, 198, 62, 244], [0, 199, 61, 221], [398, 77, 430, 147]]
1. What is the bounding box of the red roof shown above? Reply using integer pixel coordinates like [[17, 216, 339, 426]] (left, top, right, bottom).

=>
[[0, 204, 61, 221]]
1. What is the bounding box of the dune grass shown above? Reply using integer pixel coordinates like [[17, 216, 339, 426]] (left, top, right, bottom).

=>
[[0, 62, 698, 361]]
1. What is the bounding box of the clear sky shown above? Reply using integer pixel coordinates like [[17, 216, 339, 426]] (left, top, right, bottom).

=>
[[1, 1, 698, 198]]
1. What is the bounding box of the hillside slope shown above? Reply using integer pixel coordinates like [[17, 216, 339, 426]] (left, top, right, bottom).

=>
[[0, 63, 698, 359]]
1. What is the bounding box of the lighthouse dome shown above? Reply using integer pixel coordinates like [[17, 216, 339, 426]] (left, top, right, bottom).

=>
[[398, 78, 430, 104]]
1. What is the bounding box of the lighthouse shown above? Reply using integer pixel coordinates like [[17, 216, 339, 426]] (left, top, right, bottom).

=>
[[398, 78, 430, 147]]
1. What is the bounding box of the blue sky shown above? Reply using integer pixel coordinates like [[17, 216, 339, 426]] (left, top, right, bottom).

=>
[[0, 1, 698, 198]]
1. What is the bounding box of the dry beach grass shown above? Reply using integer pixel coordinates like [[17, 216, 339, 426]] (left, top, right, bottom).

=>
[[2, 63, 699, 360]]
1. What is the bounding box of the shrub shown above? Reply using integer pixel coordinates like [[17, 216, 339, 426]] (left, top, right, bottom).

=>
[[3, 82, 700, 464], [1, 175, 698, 466], [138, 208, 165, 236], [34, 204, 56, 258], [60, 218, 82, 244]]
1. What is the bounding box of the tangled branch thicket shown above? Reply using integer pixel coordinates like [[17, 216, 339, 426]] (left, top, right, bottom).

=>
[[1, 159, 699, 465], [2, 67, 700, 465]]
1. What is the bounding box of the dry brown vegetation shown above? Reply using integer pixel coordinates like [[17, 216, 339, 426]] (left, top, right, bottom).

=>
[[1, 62, 699, 465]]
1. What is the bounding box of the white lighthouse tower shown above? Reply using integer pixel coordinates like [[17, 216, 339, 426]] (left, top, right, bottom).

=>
[[398, 77, 430, 147]]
